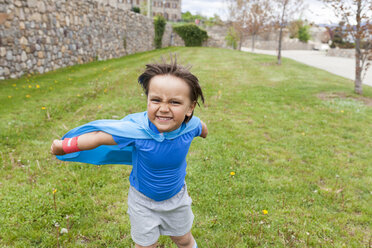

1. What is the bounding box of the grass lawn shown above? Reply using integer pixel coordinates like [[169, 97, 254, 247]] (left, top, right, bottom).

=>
[[0, 47, 371, 247]]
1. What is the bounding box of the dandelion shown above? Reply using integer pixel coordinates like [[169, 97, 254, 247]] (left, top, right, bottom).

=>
[[262, 209, 268, 215], [36, 84, 40, 88], [340, 110, 344, 113], [230, 171, 235, 176], [68, 78, 72, 81], [53, 189, 57, 194], [98, 105, 102, 109], [26, 94, 31, 98], [49, 87, 53, 90], [28, 85, 32, 88], [301, 132, 305, 136], [77, 94, 80, 97], [12, 84, 16, 87], [41, 107, 46, 110], [54, 80, 58, 83], [8, 96, 12, 99], [104, 88, 108, 93], [53, 189, 57, 211]]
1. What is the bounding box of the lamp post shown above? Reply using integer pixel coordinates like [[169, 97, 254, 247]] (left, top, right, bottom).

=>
[[163, 0, 165, 17], [147, 0, 152, 18]]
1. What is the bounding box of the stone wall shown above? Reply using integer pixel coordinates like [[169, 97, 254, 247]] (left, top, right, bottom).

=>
[[0, 0, 182, 80], [327, 48, 355, 59]]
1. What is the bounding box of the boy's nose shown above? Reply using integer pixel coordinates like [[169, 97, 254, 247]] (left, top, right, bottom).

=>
[[159, 103, 170, 112]]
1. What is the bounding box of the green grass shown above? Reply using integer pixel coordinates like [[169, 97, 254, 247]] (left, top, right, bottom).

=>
[[1, 47, 371, 247]]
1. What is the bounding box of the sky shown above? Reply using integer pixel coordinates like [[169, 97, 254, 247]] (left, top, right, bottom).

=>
[[181, 0, 340, 24]]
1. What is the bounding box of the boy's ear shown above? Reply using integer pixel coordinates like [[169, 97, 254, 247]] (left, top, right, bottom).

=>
[[186, 101, 197, 117]]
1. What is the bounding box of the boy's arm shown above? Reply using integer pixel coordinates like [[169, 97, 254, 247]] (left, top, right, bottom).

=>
[[51, 131, 117, 155], [200, 120, 208, 138]]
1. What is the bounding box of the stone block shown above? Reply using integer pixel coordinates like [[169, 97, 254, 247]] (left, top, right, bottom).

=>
[[37, 1, 46, 12], [3, 67, 10, 75], [19, 21, 25, 29], [37, 51, 44, 58], [0, 13, 8, 25], [6, 50, 12, 60], [14, 1, 22, 7], [21, 51, 27, 61], [0, 47, 6, 57], [30, 12, 41, 22], [20, 36, 28, 45], [27, 0, 38, 8]]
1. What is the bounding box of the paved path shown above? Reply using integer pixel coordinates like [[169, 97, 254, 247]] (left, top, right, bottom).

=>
[[241, 48, 372, 87]]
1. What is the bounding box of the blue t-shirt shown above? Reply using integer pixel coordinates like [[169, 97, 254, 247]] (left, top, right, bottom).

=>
[[113, 119, 202, 201]]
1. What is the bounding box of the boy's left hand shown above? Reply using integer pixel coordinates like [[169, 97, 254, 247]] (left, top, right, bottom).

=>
[[51, 139, 65, 155], [200, 121, 208, 138]]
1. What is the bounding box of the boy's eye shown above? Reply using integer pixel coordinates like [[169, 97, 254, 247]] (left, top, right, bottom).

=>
[[171, 101, 181, 105], [151, 99, 160, 102]]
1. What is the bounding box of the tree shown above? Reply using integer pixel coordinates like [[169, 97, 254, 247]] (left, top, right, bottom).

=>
[[226, 0, 248, 51], [225, 26, 240, 49], [274, 0, 304, 65], [246, 0, 272, 51], [226, 0, 272, 51], [324, 0, 372, 94], [298, 25, 311, 42]]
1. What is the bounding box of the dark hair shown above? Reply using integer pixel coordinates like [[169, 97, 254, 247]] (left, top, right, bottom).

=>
[[138, 57, 204, 123]]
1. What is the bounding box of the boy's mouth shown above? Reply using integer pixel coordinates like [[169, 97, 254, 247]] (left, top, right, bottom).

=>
[[156, 116, 172, 121]]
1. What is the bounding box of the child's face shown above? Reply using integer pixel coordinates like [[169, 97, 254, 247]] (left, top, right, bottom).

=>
[[147, 75, 196, 133]]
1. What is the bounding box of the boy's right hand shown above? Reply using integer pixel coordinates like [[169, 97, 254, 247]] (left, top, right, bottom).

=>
[[51, 139, 65, 155]]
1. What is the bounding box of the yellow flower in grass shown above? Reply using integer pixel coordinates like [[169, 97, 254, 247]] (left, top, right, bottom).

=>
[[41, 107, 46, 110], [104, 88, 108, 93], [77, 94, 80, 97], [26, 94, 31, 98], [340, 110, 344, 113], [12, 84, 16, 87], [36, 84, 40, 88], [262, 209, 268, 215], [230, 171, 235, 176], [8, 96, 12, 99], [53, 189, 57, 194], [28, 85, 32, 88]]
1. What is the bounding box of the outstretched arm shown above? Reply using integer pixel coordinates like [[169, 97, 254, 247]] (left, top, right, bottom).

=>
[[51, 131, 116, 155], [200, 120, 208, 138]]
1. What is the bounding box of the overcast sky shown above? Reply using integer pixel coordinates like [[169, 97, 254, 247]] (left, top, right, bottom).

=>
[[182, 0, 340, 24]]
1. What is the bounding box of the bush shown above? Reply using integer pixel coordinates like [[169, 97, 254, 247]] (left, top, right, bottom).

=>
[[131, 7, 140, 13], [298, 25, 311, 43], [173, 24, 208, 47], [154, 16, 166, 49], [225, 27, 239, 50]]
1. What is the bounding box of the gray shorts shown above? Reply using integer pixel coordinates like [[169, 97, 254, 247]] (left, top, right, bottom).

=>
[[127, 184, 194, 246]]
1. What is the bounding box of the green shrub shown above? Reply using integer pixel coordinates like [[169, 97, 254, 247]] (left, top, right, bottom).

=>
[[173, 24, 208, 46], [131, 6, 140, 13], [154, 16, 166, 49], [298, 25, 311, 43], [225, 26, 239, 49]]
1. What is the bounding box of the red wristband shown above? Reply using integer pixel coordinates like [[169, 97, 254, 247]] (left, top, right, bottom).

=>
[[62, 136, 81, 154]]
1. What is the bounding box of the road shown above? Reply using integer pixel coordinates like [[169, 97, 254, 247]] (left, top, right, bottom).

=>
[[241, 48, 372, 87]]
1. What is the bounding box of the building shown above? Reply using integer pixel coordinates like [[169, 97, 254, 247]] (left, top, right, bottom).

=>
[[120, 0, 182, 21]]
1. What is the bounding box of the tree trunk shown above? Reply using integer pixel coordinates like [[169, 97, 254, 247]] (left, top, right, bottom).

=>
[[354, 0, 362, 95], [251, 34, 256, 52], [277, 2, 286, 65], [238, 33, 243, 51], [277, 26, 283, 65]]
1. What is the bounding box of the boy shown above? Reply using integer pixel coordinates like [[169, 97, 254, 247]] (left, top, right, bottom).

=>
[[51, 60, 207, 248]]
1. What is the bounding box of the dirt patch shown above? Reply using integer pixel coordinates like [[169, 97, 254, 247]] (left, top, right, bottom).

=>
[[316, 92, 372, 107]]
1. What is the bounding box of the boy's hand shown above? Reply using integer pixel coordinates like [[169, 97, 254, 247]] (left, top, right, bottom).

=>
[[51, 139, 65, 155], [200, 121, 208, 138]]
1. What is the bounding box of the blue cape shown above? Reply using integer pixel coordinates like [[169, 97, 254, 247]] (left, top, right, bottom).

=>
[[56, 111, 200, 165]]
